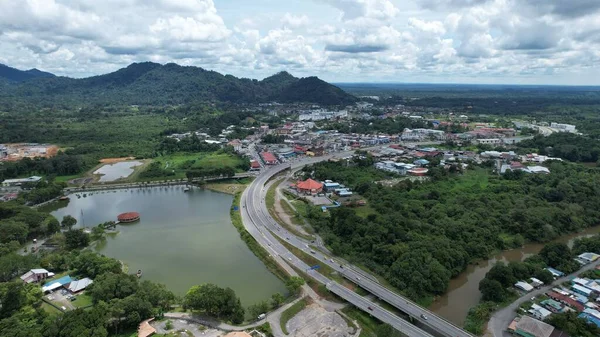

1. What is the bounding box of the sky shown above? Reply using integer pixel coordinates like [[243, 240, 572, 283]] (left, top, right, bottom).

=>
[[1, 0, 600, 85]]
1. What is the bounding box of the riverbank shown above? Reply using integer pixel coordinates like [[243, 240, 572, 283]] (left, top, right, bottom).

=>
[[204, 178, 253, 195], [430, 225, 600, 326]]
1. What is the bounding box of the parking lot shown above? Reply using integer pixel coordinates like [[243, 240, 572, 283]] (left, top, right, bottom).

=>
[[46, 289, 76, 311]]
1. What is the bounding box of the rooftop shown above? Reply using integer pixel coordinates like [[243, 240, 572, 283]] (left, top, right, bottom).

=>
[[515, 316, 555, 337]]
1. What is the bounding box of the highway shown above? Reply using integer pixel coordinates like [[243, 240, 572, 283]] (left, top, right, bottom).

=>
[[239, 150, 476, 337]]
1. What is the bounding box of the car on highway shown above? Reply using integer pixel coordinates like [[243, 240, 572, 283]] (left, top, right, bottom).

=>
[[421, 314, 428, 320], [368, 306, 373, 311]]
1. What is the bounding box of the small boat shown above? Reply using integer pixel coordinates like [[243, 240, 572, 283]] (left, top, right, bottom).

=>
[[183, 187, 190, 192], [59, 196, 69, 201], [136, 269, 143, 278]]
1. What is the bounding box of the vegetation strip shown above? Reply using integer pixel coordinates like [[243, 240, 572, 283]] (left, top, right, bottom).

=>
[[230, 191, 290, 282]]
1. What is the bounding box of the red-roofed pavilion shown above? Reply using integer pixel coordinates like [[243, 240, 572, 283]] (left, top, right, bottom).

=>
[[296, 178, 323, 194]]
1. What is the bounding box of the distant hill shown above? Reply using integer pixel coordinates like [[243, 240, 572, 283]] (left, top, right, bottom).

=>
[[0, 63, 55, 82], [0, 62, 355, 106]]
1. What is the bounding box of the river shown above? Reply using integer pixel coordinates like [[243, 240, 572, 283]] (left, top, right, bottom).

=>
[[47, 186, 287, 307], [430, 226, 600, 325]]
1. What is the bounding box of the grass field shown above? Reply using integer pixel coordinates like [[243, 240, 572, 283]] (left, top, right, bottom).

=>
[[72, 294, 93, 308], [342, 306, 381, 337], [204, 177, 252, 195], [41, 301, 63, 316], [280, 298, 309, 334]]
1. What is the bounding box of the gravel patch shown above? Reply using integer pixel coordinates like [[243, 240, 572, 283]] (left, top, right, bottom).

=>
[[286, 304, 355, 337]]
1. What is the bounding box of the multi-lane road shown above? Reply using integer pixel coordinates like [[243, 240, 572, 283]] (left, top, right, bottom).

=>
[[239, 151, 475, 337]]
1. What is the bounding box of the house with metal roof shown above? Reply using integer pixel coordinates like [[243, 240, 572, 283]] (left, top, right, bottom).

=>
[[529, 304, 552, 321], [515, 281, 534, 292], [20, 268, 53, 284], [545, 267, 564, 278], [68, 278, 93, 293], [511, 316, 555, 337], [572, 284, 593, 297], [541, 299, 563, 313], [42, 275, 72, 293]]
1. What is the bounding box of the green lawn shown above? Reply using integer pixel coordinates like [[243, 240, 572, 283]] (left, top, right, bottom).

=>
[[72, 294, 93, 308], [41, 302, 63, 316], [280, 298, 308, 334], [54, 174, 83, 183], [134, 152, 247, 182]]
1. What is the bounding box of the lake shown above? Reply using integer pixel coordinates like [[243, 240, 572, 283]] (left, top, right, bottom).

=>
[[93, 161, 143, 182], [430, 226, 600, 325], [49, 186, 287, 307]]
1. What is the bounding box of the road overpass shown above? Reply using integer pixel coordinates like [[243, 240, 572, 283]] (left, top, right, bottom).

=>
[[240, 151, 475, 337]]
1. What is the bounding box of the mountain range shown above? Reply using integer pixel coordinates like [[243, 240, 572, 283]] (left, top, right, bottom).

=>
[[0, 62, 355, 106]]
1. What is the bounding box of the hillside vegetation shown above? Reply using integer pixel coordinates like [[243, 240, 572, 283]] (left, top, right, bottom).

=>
[[0, 62, 356, 106]]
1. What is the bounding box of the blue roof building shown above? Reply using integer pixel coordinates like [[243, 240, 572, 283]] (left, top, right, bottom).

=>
[[545, 267, 565, 277], [579, 312, 600, 328], [413, 159, 430, 166], [42, 275, 72, 292]]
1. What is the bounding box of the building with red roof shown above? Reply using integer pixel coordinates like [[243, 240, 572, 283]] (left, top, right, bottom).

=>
[[296, 178, 323, 194], [547, 291, 585, 312], [250, 160, 261, 170], [260, 152, 278, 165]]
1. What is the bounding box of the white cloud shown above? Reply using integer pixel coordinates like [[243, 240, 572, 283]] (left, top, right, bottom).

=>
[[281, 13, 310, 28], [0, 0, 598, 84]]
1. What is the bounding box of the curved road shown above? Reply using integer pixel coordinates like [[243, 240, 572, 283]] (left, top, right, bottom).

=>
[[240, 151, 475, 337]]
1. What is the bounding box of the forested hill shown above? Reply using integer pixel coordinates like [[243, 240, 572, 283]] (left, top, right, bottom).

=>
[[0, 63, 55, 83], [0, 62, 356, 106]]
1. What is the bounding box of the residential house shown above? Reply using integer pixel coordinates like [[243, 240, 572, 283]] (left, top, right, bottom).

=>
[[541, 299, 563, 313], [68, 278, 93, 293], [547, 291, 585, 312], [20, 269, 52, 283], [529, 304, 553, 320], [515, 281, 534, 292], [508, 316, 555, 337], [572, 284, 593, 297]]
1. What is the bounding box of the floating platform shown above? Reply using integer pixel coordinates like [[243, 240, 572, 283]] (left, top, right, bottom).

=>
[[117, 212, 140, 223]]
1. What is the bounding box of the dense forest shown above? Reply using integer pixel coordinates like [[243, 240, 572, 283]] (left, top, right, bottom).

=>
[[302, 161, 600, 302], [517, 133, 600, 163], [0, 62, 356, 106]]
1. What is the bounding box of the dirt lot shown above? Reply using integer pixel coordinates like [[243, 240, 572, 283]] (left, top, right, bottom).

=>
[[152, 319, 222, 337], [286, 304, 355, 337], [99, 156, 136, 163]]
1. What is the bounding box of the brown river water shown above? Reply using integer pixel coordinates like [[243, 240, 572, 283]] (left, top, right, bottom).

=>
[[429, 226, 600, 325]]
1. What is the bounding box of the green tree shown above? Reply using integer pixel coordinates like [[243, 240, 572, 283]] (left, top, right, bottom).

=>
[[270, 292, 285, 308], [87, 273, 139, 303], [46, 217, 60, 235], [0, 282, 25, 319], [248, 300, 270, 320], [479, 279, 506, 303], [0, 221, 28, 244], [285, 277, 305, 296], [546, 311, 600, 337], [72, 251, 121, 278], [64, 230, 90, 250], [61, 215, 77, 230], [184, 284, 244, 323]]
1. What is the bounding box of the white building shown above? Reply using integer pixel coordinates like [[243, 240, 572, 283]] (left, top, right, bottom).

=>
[[515, 281, 534, 292], [550, 122, 577, 133], [529, 304, 553, 320], [477, 138, 502, 145], [2, 176, 42, 187]]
